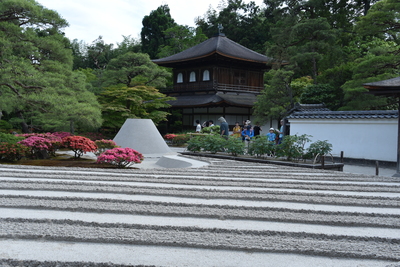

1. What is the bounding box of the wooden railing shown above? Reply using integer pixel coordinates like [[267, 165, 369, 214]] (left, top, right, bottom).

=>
[[160, 82, 263, 94], [216, 83, 263, 93]]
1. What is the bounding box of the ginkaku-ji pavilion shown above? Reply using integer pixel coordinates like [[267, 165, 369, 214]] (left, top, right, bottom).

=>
[[153, 32, 274, 131]]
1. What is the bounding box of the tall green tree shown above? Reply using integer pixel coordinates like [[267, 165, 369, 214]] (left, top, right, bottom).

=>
[[157, 25, 207, 58], [141, 5, 177, 59], [98, 85, 175, 130], [265, 0, 339, 80], [340, 0, 400, 110], [101, 52, 170, 89], [0, 0, 102, 133], [253, 69, 312, 121], [196, 0, 269, 53], [97, 52, 174, 129], [115, 35, 142, 55], [85, 36, 115, 70]]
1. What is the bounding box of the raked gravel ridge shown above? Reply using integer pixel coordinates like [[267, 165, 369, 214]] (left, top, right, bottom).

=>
[[0, 155, 400, 267]]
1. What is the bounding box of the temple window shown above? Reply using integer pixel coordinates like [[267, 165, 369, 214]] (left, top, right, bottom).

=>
[[177, 73, 183, 83], [189, 71, 196, 82], [203, 70, 210, 81]]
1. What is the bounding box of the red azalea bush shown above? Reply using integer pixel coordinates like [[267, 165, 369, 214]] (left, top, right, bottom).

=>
[[62, 136, 98, 158], [164, 133, 189, 145], [0, 143, 29, 161], [96, 147, 144, 168], [94, 139, 120, 156], [80, 132, 106, 141], [172, 134, 190, 145], [17, 136, 60, 159], [16, 133, 65, 155], [164, 134, 177, 140]]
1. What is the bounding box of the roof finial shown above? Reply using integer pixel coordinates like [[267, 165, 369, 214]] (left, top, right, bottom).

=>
[[217, 24, 224, 34]]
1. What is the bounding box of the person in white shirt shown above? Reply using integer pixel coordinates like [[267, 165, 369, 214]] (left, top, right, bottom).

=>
[[195, 120, 201, 133]]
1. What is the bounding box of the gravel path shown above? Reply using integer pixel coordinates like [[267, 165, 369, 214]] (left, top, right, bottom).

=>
[[0, 157, 400, 266]]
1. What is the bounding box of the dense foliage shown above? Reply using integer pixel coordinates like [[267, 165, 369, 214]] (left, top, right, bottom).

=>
[[0, 0, 103, 133], [254, 0, 398, 121], [1, 0, 398, 135], [0, 133, 24, 144]]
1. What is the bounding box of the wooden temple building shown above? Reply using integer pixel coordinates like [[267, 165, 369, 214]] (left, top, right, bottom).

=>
[[153, 33, 273, 132]]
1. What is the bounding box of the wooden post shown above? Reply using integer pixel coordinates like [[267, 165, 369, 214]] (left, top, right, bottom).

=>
[[395, 100, 400, 177], [375, 161, 379, 176], [321, 156, 325, 170], [340, 151, 344, 163]]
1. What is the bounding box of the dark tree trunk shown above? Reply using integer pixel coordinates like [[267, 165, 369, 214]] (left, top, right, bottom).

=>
[[70, 120, 75, 135], [16, 110, 30, 133]]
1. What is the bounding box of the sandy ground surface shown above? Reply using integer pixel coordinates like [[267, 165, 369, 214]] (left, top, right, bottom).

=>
[[0, 152, 399, 266], [343, 164, 397, 177]]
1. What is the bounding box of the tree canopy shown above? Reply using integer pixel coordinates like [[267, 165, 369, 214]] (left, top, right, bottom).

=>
[[1, 0, 398, 134], [0, 0, 102, 133], [253, 0, 398, 122], [141, 5, 177, 59]]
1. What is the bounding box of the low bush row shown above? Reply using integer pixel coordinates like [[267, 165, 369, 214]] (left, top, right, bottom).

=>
[[0, 132, 143, 168], [186, 134, 332, 163]]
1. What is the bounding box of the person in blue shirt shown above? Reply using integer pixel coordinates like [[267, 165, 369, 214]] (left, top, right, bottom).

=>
[[241, 125, 254, 141], [266, 128, 276, 142]]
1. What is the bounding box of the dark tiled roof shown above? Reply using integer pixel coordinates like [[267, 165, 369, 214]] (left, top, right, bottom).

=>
[[167, 92, 257, 107], [363, 77, 400, 96], [287, 110, 398, 120], [363, 77, 400, 88], [290, 103, 331, 113], [153, 34, 272, 65]]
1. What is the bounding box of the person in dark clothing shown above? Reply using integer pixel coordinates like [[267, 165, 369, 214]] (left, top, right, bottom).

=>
[[218, 117, 229, 139], [253, 124, 262, 136]]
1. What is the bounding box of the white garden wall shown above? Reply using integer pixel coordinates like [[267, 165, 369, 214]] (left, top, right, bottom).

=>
[[288, 118, 397, 162]]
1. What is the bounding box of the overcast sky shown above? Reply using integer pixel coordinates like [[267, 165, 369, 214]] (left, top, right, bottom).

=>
[[36, 0, 265, 46]]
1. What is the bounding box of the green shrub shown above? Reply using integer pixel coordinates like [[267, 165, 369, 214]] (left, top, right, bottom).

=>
[[275, 134, 312, 161], [187, 136, 203, 152], [248, 136, 276, 158], [0, 133, 25, 144], [201, 134, 226, 153], [94, 139, 120, 156], [173, 134, 190, 145], [304, 140, 333, 161], [0, 120, 13, 133], [225, 136, 245, 156], [201, 125, 220, 134]]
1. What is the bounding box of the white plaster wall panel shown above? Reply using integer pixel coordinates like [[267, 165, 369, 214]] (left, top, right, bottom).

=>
[[289, 119, 397, 162]]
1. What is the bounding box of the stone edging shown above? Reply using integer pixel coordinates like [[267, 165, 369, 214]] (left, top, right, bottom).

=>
[[180, 152, 344, 171]]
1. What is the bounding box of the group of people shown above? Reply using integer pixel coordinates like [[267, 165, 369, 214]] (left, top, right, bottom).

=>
[[195, 117, 231, 139], [196, 117, 284, 143], [233, 119, 284, 144], [195, 119, 215, 133]]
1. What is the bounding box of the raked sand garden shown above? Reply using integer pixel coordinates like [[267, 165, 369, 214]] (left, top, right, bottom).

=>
[[0, 153, 400, 267]]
